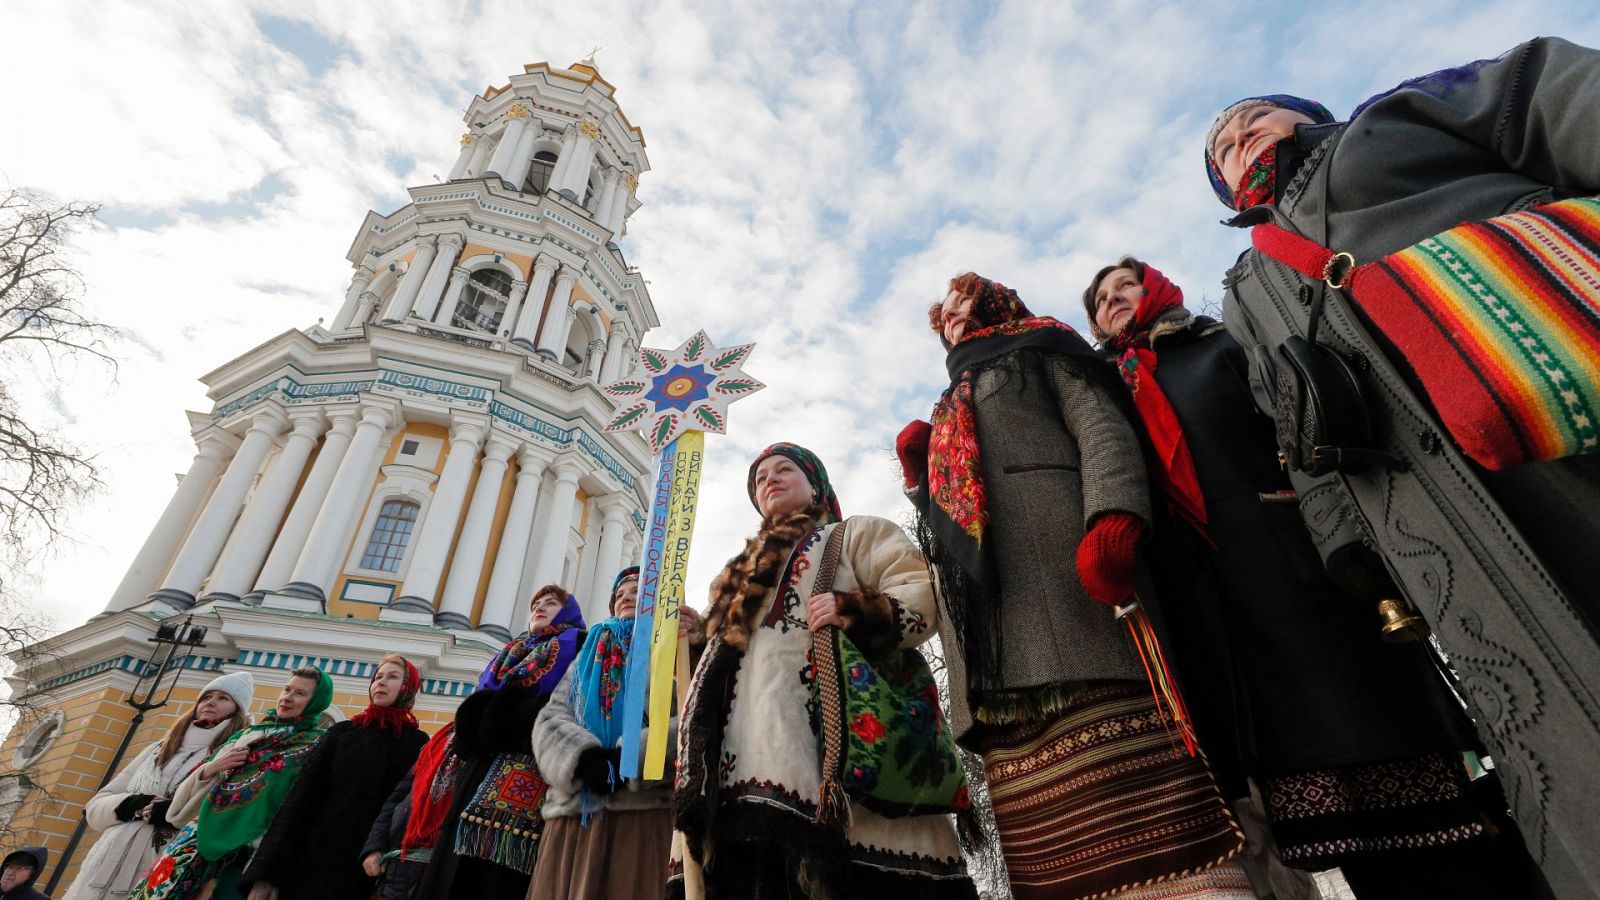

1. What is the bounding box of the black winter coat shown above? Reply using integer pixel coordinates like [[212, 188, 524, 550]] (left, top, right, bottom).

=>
[[362, 767, 426, 900], [415, 683, 552, 900], [242, 720, 428, 900], [1, 847, 51, 900], [1134, 315, 1474, 793]]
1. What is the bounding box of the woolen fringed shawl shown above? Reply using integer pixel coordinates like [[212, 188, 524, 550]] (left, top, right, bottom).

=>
[[402, 725, 459, 859], [478, 597, 586, 693], [1105, 265, 1209, 536], [194, 668, 334, 860], [916, 277, 1111, 687]]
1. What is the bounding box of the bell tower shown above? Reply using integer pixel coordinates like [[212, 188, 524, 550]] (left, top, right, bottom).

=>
[[0, 60, 662, 888]]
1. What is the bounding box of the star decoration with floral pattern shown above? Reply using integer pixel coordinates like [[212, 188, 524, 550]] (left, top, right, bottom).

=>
[[603, 330, 764, 453]]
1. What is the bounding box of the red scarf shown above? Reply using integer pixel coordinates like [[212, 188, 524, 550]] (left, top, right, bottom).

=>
[[1106, 265, 1209, 535], [402, 724, 460, 858], [352, 657, 421, 733]]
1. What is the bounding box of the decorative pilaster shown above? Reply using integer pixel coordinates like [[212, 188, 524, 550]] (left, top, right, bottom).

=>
[[510, 256, 558, 349], [333, 267, 377, 330], [595, 168, 620, 220], [534, 267, 579, 360], [546, 125, 580, 198], [528, 460, 583, 591], [278, 402, 400, 607], [585, 495, 632, 624], [410, 232, 464, 320], [505, 121, 544, 189], [586, 338, 607, 382], [448, 133, 477, 180], [609, 172, 636, 236], [599, 320, 630, 385], [202, 410, 326, 601], [435, 266, 472, 326], [499, 280, 529, 338], [104, 430, 238, 612], [379, 238, 436, 322], [435, 434, 518, 631], [152, 405, 290, 605], [476, 447, 553, 642], [466, 130, 494, 177], [248, 407, 359, 603], [485, 102, 532, 178], [387, 417, 487, 619], [556, 120, 599, 200]]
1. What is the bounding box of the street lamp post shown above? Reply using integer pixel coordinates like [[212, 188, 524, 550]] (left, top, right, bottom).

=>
[[45, 616, 209, 894]]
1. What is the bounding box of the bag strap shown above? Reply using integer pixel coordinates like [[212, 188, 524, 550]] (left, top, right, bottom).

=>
[[808, 521, 852, 829], [1250, 220, 1360, 345]]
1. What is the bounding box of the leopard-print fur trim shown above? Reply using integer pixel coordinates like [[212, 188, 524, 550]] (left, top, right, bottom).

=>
[[704, 506, 825, 653]]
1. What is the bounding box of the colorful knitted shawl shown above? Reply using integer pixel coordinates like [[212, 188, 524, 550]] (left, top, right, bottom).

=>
[[570, 614, 634, 818], [919, 275, 1109, 686], [746, 443, 843, 523], [194, 668, 333, 860], [1105, 265, 1209, 535], [477, 596, 586, 693], [351, 656, 421, 734], [1204, 94, 1335, 208]]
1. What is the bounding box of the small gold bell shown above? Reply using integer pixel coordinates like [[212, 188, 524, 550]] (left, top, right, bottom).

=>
[[1377, 598, 1429, 644]]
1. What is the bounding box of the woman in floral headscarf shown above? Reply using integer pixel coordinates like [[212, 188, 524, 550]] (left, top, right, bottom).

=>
[[528, 567, 704, 900], [415, 586, 586, 900], [670, 443, 974, 899], [896, 273, 1251, 899], [133, 667, 335, 900], [241, 655, 429, 900]]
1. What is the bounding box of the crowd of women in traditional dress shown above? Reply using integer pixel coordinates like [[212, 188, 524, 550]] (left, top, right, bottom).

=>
[[56, 34, 1599, 900]]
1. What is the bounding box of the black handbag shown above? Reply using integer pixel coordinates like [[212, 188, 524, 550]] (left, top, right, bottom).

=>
[[1267, 283, 1395, 476]]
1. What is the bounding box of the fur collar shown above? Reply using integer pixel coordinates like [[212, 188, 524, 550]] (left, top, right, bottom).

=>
[[705, 506, 825, 653]]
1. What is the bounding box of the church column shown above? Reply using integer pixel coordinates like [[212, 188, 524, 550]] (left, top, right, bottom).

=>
[[498, 280, 528, 338], [152, 405, 289, 605], [594, 168, 619, 220], [351, 291, 382, 328], [279, 401, 400, 605], [202, 410, 325, 601], [434, 267, 472, 326], [435, 433, 518, 631], [556, 124, 598, 201], [546, 126, 580, 197], [248, 407, 359, 602], [379, 238, 436, 323], [529, 460, 583, 589], [389, 417, 487, 616], [104, 429, 238, 612], [485, 104, 532, 179], [585, 496, 632, 624], [585, 336, 607, 382], [466, 131, 494, 178], [332, 266, 377, 331], [477, 447, 552, 642], [448, 133, 476, 180], [534, 267, 579, 361], [510, 255, 558, 350], [505, 123, 544, 189], [598, 320, 631, 385], [409, 232, 464, 321], [608, 174, 633, 235]]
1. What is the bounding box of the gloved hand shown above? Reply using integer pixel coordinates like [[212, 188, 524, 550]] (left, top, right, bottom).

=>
[[575, 746, 621, 794], [1075, 512, 1144, 606], [114, 793, 156, 822], [146, 798, 173, 827], [896, 420, 933, 489]]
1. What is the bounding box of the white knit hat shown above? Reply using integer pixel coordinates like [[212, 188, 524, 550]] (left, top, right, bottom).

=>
[[199, 670, 256, 712]]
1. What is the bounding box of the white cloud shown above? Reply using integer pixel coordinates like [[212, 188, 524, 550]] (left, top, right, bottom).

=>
[[4, 0, 1600, 635]]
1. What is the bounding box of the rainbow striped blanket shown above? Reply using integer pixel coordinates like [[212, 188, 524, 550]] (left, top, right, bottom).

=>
[[1255, 197, 1600, 470]]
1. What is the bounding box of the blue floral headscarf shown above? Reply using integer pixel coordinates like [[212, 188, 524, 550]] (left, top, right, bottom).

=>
[[1204, 94, 1336, 207]]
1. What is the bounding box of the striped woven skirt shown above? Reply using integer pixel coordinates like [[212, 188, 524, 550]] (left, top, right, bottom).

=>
[[980, 682, 1250, 900]]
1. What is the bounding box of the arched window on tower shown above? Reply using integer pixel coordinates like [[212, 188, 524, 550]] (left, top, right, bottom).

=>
[[360, 499, 419, 573], [523, 151, 558, 195], [452, 268, 515, 334]]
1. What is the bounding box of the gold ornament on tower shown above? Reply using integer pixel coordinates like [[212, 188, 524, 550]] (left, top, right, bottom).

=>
[[507, 100, 531, 118], [579, 120, 600, 139]]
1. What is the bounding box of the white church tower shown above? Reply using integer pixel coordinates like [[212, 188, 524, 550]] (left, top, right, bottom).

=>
[[0, 61, 660, 881]]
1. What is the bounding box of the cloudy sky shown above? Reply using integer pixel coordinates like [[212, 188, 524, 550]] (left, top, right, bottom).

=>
[[4, 0, 1599, 636]]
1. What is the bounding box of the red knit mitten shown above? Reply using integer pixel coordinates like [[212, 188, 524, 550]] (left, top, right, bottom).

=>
[[1075, 512, 1144, 605], [896, 419, 933, 489]]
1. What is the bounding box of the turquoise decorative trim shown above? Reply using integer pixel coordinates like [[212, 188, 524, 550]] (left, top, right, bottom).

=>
[[213, 374, 374, 420], [631, 508, 645, 533], [234, 649, 473, 697], [36, 654, 227, 692], [575, 430, 634, 489], [490, 400, 571, 443], [379, 369, 492, 403]]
